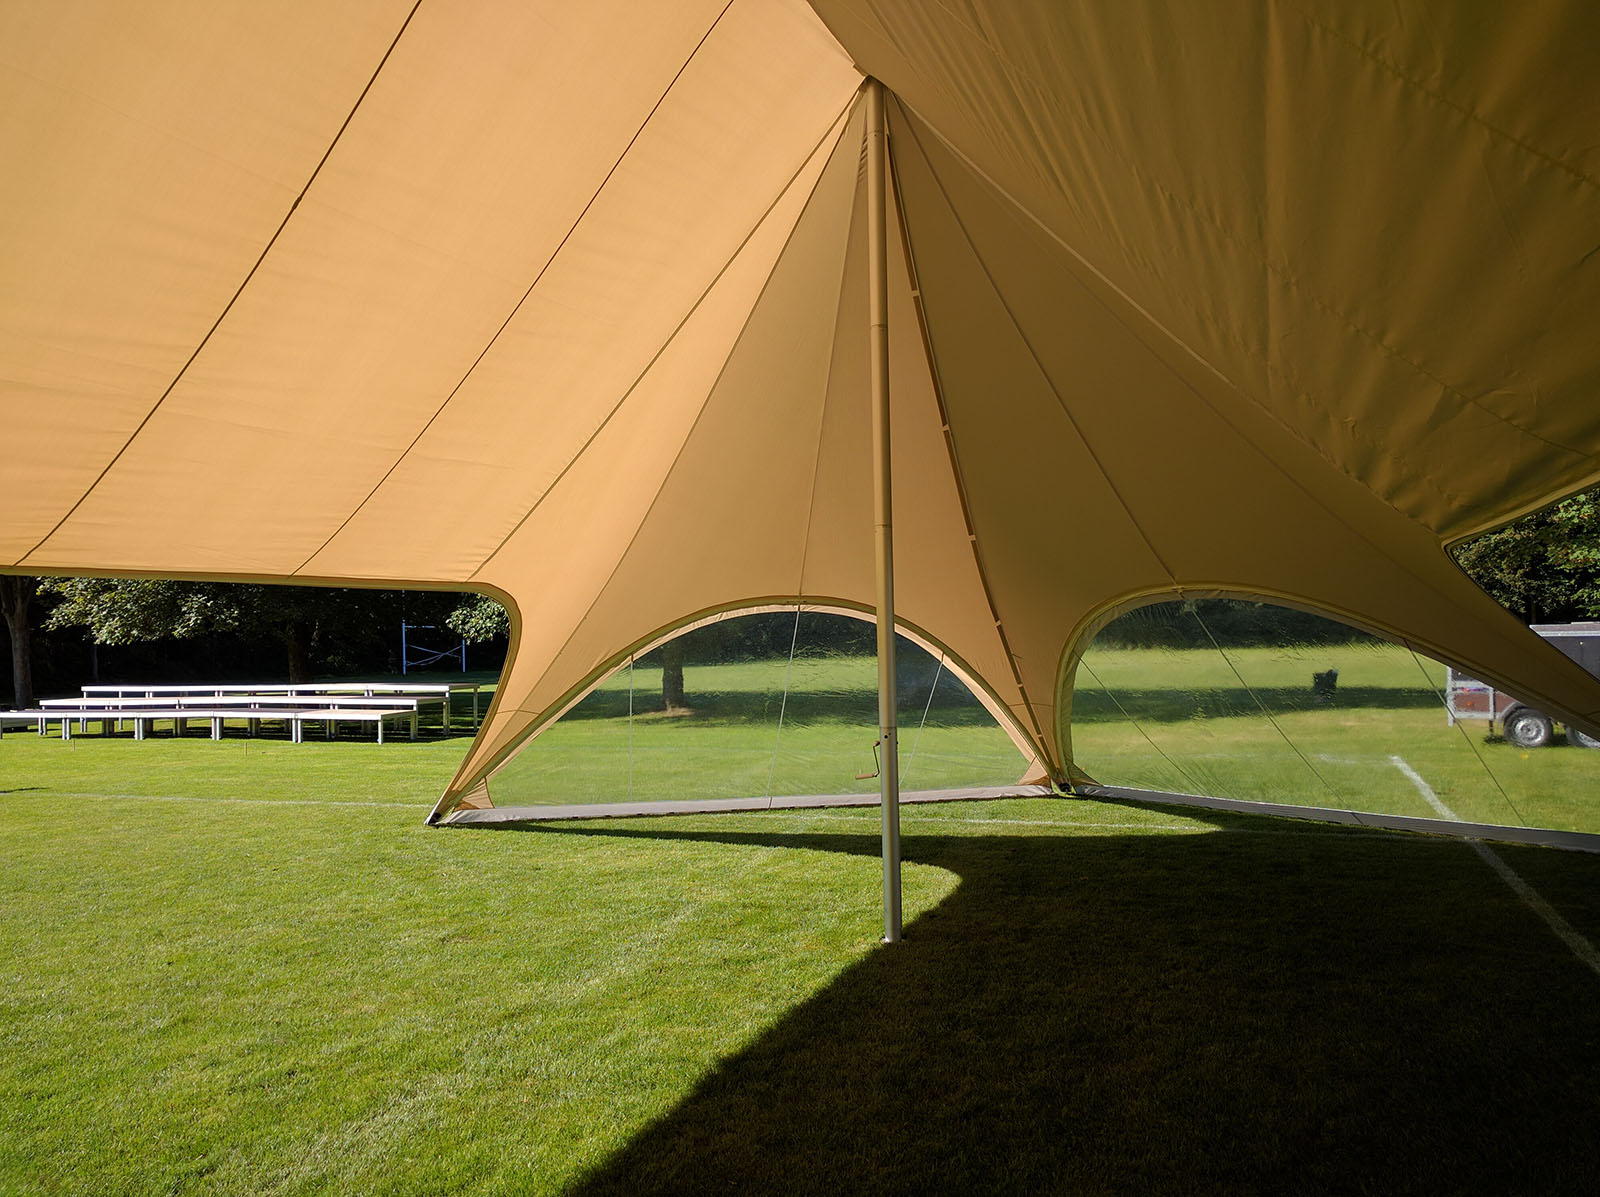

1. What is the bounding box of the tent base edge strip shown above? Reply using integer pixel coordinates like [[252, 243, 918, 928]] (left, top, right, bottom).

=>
[[441, 784, 1054, 825], [1077, 785, 1600, 854]]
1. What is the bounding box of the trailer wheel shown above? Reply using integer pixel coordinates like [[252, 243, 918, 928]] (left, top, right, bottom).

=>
[[1504, 708, 1553, 748], [1570, 727, 1600, 749]]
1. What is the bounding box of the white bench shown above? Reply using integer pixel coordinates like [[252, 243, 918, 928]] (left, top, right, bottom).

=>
[[80, 680, 481, 729], [25, 705, 416, 744], [0, 712, 42, 738], [41, 693, 435, 738]]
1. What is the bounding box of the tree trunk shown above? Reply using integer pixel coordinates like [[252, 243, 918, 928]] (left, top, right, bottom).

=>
[[661, 639, 687, 711], [284, 620, 314, 683], [0, 577, 36, 709]]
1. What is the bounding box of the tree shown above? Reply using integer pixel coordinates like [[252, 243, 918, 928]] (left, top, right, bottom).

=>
[[42, 579, 443, 682], [1453, 487, 1600, 624], [445, 593, 510, 643], [0, 576, 40, 708], [660, 639, 688, 711]]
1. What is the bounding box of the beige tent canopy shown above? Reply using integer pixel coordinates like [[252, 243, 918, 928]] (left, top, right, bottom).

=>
[[4, 0, 1600, 825]]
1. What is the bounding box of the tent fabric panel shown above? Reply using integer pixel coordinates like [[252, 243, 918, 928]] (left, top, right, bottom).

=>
[[0, 0, 415, 563], [888, 103, 1183, 761], [891, 95, 1600, 763], [22, 0, 738, 576], [796, 151, 1037, 763], [810, 1, 1600, 538], [303, 0, 861, 584], [444, 98, 866, 803], [15, 0, 858, 583]]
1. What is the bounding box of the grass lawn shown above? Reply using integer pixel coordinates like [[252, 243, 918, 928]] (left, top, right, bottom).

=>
[[1074, 643, 1600, 832], [2, 653, 1599, 1191], [492, 654, 1029, 806]]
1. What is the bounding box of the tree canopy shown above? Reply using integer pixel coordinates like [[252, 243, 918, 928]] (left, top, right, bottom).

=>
[[41, 579, 466, 683], [1452, 488, 1600, 625]]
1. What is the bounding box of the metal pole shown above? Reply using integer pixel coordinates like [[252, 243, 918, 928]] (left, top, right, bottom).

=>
[[400, 622, 408, 675], [866, 78, 902, 944]]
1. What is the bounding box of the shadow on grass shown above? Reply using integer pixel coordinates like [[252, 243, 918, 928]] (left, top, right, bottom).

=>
[[561, 685, 998, 729], [1071, 685, 1442, 722], [561, 683, 1441, 728], [511, 813, 1600, 1192]]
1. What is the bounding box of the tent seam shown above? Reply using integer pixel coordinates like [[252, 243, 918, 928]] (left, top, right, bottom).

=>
[[1282, 1, 1600, 195], [897, 113, 1180, 588], [887, 102, 1055, 771], [919, 0, 1597, 195], [464, 94, 860, 582], [487, 101, 856, 652], [792, 111, 867, 603], [900, 103, 1551, 673], [292, 0, 740, 576], [899, 111, 1597, 768], [892, 99, 1590, 531], [17, 0, 427, 568], [765, 103, 864, 803], [442, 97, 862, 808]]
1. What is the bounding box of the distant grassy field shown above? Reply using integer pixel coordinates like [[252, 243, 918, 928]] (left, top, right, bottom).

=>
[[4, 656, 1600, 1191], [20, 647, 1598, 833], [492, 645, 1600, 834], [1074, 642, 1600, 832], [492, 653, 1027, 807]]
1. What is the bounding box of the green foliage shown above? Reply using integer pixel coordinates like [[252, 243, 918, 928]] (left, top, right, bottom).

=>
[[40, 579, 461, 679], [43, 577, 235, 645], [445, 592, 510, 642], [1453, 486, 1600, 623]]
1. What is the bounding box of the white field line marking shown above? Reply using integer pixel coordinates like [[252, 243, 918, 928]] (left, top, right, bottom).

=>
[[1390, 755, 1600, 979]]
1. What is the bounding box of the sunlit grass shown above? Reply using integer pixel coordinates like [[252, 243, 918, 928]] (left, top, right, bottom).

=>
[[3, 647, 1600, 1191], [1073, 643, 1600, 832]]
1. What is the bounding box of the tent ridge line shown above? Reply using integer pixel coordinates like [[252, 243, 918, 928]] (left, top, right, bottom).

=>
[[16, 0, 428, 570], [891, 94, 1425, 521], [897, 109, 1181, 591], [463, 92, 861, 583], [292, 0, 742, 578], [885, 99, 1054, 776], [436, 98, 865, 816]]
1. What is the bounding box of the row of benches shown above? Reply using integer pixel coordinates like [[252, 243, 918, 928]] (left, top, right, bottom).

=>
[[2, 680, 483, 745], [4, 705, 418, 743]]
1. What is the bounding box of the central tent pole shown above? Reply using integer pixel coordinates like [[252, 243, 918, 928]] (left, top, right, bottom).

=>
[[866, 77, 902, 944]]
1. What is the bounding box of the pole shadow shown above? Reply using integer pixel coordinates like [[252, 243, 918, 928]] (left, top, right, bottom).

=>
[[508, 814, 1600, 1192]]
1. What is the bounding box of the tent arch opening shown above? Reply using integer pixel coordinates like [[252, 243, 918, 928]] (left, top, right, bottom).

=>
[[432, 596, 1048, 823]]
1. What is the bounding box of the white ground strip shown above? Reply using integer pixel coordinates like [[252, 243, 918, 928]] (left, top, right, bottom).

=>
[[1389, 755, 1600, 979]]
